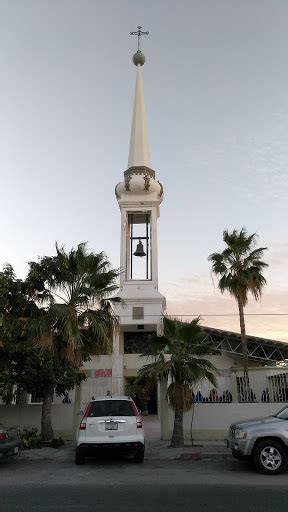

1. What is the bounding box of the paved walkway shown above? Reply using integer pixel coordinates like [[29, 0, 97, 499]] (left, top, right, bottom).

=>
[[145, 439, 230, 460]]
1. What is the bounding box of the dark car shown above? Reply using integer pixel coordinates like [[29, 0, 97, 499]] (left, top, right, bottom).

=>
[[0, 424, 21, 460]]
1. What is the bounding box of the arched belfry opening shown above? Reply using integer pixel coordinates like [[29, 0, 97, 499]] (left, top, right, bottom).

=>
[[128, 212, 151, 280]]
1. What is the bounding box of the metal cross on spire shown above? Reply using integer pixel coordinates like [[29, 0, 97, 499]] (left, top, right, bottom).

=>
[[130, 25, 149, 52]]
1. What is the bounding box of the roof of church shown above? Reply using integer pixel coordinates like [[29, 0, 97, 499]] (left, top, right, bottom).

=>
[[201, 325, 288, 363]]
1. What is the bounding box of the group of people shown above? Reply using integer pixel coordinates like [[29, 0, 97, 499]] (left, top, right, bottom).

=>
[[194, 389, 232, 403], [191, 386, 288, 404]]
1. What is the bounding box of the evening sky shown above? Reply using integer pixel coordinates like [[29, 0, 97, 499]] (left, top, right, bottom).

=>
[[1, 1, 288, 340]]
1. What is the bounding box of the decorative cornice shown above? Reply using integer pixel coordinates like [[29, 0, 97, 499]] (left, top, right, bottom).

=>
[[124, 174, 132, 191], [144, 175, 150, 190], [124, 165, 155, 179], [157, 181, 164, 197]]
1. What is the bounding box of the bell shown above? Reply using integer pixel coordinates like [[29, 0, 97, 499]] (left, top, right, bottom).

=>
[[134, 240, 146, 257]]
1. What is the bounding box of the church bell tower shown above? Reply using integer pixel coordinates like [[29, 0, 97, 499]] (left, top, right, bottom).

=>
[[112, 28, 166, 394]]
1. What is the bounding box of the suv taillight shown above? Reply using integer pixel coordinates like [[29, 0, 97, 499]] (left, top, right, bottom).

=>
[[79, 401, 92, 430], [131, 399, 142, 428], [0, 433, 9, 441], [136, 418, 142, 429]]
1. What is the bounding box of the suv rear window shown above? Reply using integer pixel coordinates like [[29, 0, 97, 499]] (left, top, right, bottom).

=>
[[88, 400, 135, 417]]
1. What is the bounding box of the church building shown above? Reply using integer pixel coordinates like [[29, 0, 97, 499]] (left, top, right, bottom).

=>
[[80, 37, 288, 423], [2, 31, 288, 442]]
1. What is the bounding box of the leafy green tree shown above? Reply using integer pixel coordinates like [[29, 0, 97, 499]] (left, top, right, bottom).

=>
[[26, 242, 120, 367], [0, 340, 85, 440], [0, 265, 86, 441], [136, 317, 218, 448], [208, 228, 268, 387], [23, 242, 119, 440]]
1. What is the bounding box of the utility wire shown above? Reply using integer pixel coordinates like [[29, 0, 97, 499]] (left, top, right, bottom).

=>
[[115, 313, 288, 317]]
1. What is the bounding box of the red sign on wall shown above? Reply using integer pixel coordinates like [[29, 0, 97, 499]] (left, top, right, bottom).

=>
[[95, 369, 112, 378]]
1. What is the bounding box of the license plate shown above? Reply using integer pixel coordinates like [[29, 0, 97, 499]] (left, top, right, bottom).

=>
[[105, 423, 118, 431], [14, 447, 19, 454]]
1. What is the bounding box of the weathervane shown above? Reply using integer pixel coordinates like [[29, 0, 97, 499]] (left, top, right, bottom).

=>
[[130, 25, 149, 52]]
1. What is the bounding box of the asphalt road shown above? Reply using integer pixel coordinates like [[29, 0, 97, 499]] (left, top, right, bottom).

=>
[[1, 455, 288, 512]]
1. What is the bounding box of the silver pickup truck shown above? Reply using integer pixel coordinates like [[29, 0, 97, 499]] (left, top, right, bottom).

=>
[[226, 406, 288, 474]]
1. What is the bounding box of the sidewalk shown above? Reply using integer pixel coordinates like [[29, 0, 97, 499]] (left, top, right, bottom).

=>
[[19, 415, 231, 462], [142, 415, 231, 460], [18, 415, 231, 462], [145, 439, 231, 460], [19, 439, 231, 462]]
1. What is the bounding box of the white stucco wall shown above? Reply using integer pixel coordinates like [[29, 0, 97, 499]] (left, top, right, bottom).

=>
[[0, 404, 75, 439], [162, 402, 288, 440]]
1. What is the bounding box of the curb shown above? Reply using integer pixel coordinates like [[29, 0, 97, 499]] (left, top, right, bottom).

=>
[[18, 446, 232, 463], [144, 452, 231, 461], [178, 452, 202, 460]]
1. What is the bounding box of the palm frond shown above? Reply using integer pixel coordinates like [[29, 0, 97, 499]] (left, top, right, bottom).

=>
[[137, 317, 218, 413], [167, 383, 193, 412], [209, 228, 268, 306], [26, 242, 119, 367]]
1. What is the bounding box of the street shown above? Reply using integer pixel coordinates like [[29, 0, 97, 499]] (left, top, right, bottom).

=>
[[1, 453, 288, 511]]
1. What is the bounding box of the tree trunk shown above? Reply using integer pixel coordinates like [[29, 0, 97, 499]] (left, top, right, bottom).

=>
[[41, 389, 54, 442], [171, 408, 184, 448], [4, 385, 14, 404], [17, 389, 28, 404], [237, 299, 249, 400]]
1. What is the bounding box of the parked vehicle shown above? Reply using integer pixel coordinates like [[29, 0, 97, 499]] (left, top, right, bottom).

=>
[[75, 395, 145, 465], [225, 406, 288, 474], [0, 425, 21, 460]]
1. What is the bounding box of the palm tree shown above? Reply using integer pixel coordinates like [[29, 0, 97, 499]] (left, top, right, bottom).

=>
[[26, 242, 120, 440], [27, 242, 119, 366], [208, 228, 268, 391], [136, 317, 218, 448]]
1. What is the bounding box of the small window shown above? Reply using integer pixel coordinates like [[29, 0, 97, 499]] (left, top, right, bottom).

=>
[[133, 307, 144, 320], [88, 400, 135, 417]]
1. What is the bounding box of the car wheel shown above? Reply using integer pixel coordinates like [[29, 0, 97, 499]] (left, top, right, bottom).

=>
[[75, 452, 85, 465], [133, 447, 144, 463], [253, 440, 287, 475]]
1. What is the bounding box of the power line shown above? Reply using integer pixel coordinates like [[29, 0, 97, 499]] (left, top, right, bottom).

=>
[[115, 313, 288, 317], [170, 313, 288, 317]]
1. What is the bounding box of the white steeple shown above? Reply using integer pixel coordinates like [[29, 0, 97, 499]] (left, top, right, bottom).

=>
[[115, 45, 164, 292], [128, 57, 151, 169], [115, 52, 163, 205], [110, 32, 166, 397]]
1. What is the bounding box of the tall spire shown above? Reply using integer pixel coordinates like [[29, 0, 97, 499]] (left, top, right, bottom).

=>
[[128, 27, 151, 169], [128, 62, 151, 168]]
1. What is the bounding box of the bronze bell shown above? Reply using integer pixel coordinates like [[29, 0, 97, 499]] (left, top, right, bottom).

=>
[[134, 240, 146, 257]]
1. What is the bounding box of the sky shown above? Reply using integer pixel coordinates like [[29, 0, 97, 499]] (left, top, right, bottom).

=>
[[1, 0, 288, 341]]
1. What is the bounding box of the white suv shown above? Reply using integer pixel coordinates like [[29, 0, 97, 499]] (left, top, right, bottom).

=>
[[76, 395, 145, 464]]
